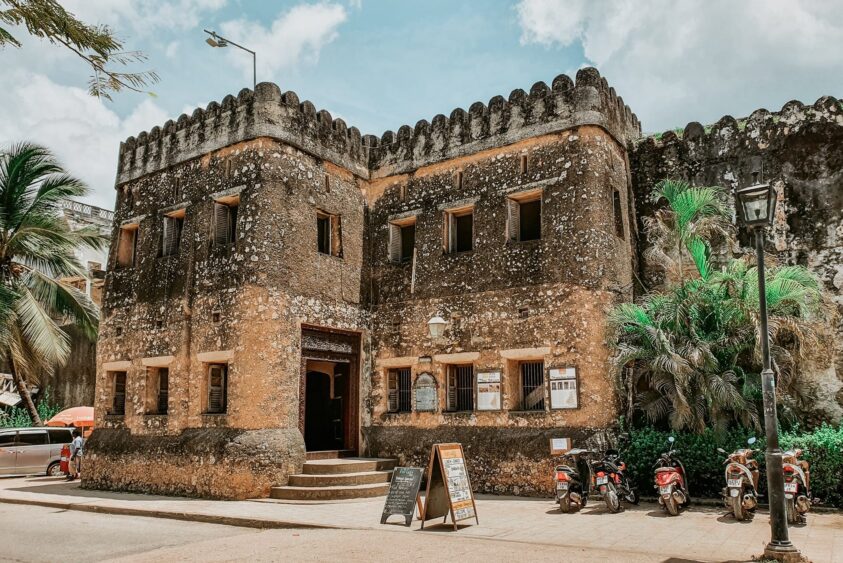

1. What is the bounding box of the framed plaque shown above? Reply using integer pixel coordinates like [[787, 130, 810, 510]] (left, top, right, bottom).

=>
[[549, 367, 578, 409], [476, 371, 501, 411], [414, 373, 437, 412]]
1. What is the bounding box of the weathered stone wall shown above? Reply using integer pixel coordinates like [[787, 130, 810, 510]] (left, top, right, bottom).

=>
[[40, 325, 97, 408], [84, 428, 304, 499], [630, 96, 843, 423]]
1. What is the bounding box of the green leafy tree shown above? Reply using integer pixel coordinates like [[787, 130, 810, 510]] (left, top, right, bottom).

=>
[[0, 142, 107, 425], [611, 180, 828, 432], [0, 0, 158, 99]]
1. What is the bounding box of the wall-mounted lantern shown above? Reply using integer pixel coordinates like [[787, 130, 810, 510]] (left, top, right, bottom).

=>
[[427, 315, 447, 339]]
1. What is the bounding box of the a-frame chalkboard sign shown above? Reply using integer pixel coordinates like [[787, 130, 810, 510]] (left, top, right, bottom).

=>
[[420, 443, 479, 530]]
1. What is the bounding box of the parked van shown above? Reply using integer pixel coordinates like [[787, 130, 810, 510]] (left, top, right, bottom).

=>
[[0, 427, 73, 477]]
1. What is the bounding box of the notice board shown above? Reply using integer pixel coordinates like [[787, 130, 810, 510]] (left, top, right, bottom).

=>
[[380, 467, 424, 526], [420, 443, 479, 530]]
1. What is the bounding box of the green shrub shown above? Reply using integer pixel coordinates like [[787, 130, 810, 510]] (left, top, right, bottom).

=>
[[624, 425, 843, 508], [0, 389, 63, 428]]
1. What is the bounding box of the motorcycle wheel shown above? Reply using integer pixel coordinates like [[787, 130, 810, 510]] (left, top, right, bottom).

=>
[[559, 496, 572, 513], [626, 488, 640, 505], [665, 495, 679, 516], [786, 497, 798, 525], [731, 493, 746, 521], [604, 484, 621, 513]]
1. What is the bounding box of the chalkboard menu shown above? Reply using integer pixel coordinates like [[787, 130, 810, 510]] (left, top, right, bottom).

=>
[[414, 373, 437, 412], [420, 443, 479, 530], [380, 467, 424, 526]]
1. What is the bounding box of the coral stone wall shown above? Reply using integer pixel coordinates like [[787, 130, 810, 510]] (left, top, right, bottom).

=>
[[631, 97, 843, 424], [363, 126, 636, 495]]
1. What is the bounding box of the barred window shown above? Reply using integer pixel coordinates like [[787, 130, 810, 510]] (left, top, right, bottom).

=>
[[387, 368, 412, 413], [519, 361, 545, 411], [446, 365, 474, 412]]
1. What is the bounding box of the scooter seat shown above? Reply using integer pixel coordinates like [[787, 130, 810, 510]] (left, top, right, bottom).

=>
[[655, 467, 675, 473]]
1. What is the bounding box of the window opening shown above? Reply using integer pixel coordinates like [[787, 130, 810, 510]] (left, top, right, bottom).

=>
[[161, 214, 183, 256], [520, 154, 529, 175], [207, 364, 228, 414], [213, 199, 238, 246], [110, 372, 127, 415], [613, 190, 625, 238], [508, 191, 541, 242], [387, 368, 412, 413], [520, 361, 545, 411], [116, 225, 138, 268], [447, 365, 474, 411]]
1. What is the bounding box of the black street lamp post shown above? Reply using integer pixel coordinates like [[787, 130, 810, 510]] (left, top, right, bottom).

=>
[[734, 182, 800, 561]]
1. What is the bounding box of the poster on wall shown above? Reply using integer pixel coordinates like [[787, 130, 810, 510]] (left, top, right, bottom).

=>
[[476, 371, 501, 411], [414, 373, 438, 412], [549, 367, 578, 409]]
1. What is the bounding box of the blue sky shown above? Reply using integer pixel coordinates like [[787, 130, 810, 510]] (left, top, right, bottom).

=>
[[1, 1, 841, 209]]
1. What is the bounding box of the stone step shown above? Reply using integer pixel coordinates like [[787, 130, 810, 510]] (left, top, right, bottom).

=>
[[270, 482, 390, 501], [301, 457, 397, 475], [289, 470, 393, 487], [305, 449, 356, 461]]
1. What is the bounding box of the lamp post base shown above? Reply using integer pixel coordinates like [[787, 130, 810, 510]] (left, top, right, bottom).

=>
[[763, 541, 804, 563]]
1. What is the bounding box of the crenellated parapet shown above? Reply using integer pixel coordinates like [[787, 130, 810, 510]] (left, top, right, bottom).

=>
[[116, 67, 640, 184], [366, 67, 640, 176], [117, 83, 371, 184], [639, 95, 842, 158]]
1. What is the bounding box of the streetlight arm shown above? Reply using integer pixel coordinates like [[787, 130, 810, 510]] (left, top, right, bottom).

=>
[[203, 29, 256, 89]]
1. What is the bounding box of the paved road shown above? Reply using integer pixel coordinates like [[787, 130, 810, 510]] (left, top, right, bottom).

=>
[[0, 503, 662, 563]]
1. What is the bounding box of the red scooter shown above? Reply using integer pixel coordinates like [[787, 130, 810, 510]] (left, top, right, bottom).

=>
[[653, 436, 689, 516]]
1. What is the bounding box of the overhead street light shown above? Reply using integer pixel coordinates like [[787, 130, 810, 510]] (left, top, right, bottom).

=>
[[203, 29, 256, 90]]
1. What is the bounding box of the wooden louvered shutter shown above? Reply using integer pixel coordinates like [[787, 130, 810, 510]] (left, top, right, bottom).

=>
[[388, 223, 401, 263], [163, 217, 178, 255], [208, 365, 226, 413], [213, 203, 230, 246], [331, 214, 342, 257], [387, 371, 398, 412], [448, 213, 457, 253], [507, 198, 520, 242]]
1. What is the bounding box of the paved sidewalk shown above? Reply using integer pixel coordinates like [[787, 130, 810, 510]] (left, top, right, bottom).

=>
[[1, 476, 840, 563]]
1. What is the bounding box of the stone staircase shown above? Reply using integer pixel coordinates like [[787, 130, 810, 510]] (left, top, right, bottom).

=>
[[270, 457, 397, 501]]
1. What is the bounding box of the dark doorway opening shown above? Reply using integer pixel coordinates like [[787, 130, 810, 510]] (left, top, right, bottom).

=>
[[300, 327, 360, 453]]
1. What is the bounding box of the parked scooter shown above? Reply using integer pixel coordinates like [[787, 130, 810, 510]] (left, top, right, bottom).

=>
[[653, 436, 689, 516], [719, 437, 760, 521], [554, 448, 592, 513], [782, 448, 813, 524], [591, 448, 639, 513]]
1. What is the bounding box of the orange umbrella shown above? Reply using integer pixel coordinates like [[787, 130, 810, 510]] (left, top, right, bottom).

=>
[[47, 406, 94, 428]]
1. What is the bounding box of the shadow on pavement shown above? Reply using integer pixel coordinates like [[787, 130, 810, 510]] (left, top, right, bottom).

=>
[[7, 477, 199, 502]]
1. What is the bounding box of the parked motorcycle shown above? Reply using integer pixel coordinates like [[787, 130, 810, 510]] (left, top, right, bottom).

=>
[[554, 448, 592, 513], [653, 436, 689, 516], [719, 437, 760, 521], [782, 448, 812, 524], [591, 448, 639, 513]]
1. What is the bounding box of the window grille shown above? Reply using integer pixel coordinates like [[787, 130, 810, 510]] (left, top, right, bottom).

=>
[[388, 368, 412, 413], [520, 361, 545, 411], [447, 365, 474, 411]]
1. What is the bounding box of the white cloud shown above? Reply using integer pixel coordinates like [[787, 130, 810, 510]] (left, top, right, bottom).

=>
[[219, 2, 347, 81], [516, 0, 843, 131], [61, 0, 227, 35], [165, 41, 181, 59], [0, 71, 170, 210]]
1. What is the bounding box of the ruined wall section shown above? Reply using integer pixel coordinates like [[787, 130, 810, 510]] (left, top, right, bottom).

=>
[[367, 67, 640, 176], [631, 95, 843, 423]]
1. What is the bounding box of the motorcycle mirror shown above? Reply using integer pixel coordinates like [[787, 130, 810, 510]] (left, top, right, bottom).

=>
[[668, 436, 675, 443], [717, 447, 727, 454], [747, 437, 757, 445]]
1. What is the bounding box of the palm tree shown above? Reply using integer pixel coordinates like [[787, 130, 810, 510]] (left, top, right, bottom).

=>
[[0, 143, 107, 425], [611, 180, 828, 432]]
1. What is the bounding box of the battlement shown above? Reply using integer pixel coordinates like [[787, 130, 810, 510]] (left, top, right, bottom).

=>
[[641, 95, 842, 152], [367, 67, 640, 176], [116, 67, 640, 184]]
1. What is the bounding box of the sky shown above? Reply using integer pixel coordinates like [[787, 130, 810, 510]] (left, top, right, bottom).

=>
[[1, 0, 841, 209]]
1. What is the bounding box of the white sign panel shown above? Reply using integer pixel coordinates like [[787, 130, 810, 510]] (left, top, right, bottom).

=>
[[550, 437, 571, 454], [549, 367, 578, 409], [476, 371, 501, 411]]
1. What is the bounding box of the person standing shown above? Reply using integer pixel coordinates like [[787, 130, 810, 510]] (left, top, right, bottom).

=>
[[67, 430, 83, 481]]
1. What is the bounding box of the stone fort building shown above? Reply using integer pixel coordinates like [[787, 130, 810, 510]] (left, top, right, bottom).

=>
[[85, 68, 842, 499]]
